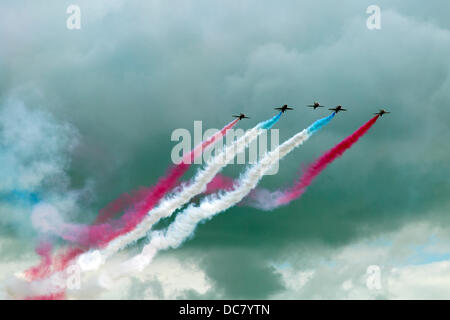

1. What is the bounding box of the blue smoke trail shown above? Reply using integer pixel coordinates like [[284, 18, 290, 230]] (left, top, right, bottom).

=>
[[0, 190, 41, 206], [307, 112, 336, 135], [258, 112, 282, 130]]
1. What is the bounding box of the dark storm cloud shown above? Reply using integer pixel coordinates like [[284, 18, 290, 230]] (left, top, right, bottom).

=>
[[1, 0, 449, 298]]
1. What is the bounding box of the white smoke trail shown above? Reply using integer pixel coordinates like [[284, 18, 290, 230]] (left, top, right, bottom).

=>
[[76, 126, 265, 271], [107, 127, 313, 279], [12, 116, 280, 298]]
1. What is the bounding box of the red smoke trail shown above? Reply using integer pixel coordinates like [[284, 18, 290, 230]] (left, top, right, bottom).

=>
[[59, 163, 190, 247], [91, 120, 238, 225], [59, 118, 239, 248], [25, 292, 66, 300], [93, 188, 150, 224], [23, 241, 52, 281], [92, 119, 239, 225], [52, 247, 85, 272], [24, 246, 85, 282], [205, 174, 235, 194], [22, 119, 238, 291], [152, 116, 379, 211], [276, 115, 379, 206]]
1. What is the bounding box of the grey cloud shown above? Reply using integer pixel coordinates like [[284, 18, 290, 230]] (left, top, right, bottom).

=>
[[1, 1, 450, 299]]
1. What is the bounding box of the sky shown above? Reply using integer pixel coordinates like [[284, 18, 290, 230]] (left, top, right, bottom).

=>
[[0, 0, 450, 299]]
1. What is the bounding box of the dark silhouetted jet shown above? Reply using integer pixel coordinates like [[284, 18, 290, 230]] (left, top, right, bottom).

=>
[[329, 105, 347, 113], [233, 113, 250, 120], [274, 105, 294, 113], [307, 101, 325, 109], [374, 109, 390, 117]]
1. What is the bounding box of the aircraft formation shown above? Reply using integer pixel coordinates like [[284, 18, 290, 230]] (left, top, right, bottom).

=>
[[232, 102, 390, 120], [12, 99, 389, 300]]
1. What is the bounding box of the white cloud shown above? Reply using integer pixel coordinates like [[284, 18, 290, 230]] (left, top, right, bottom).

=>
[[270, 219, 450, 299], [92, 252, 212, 300], [388, 261, 450, 299]]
